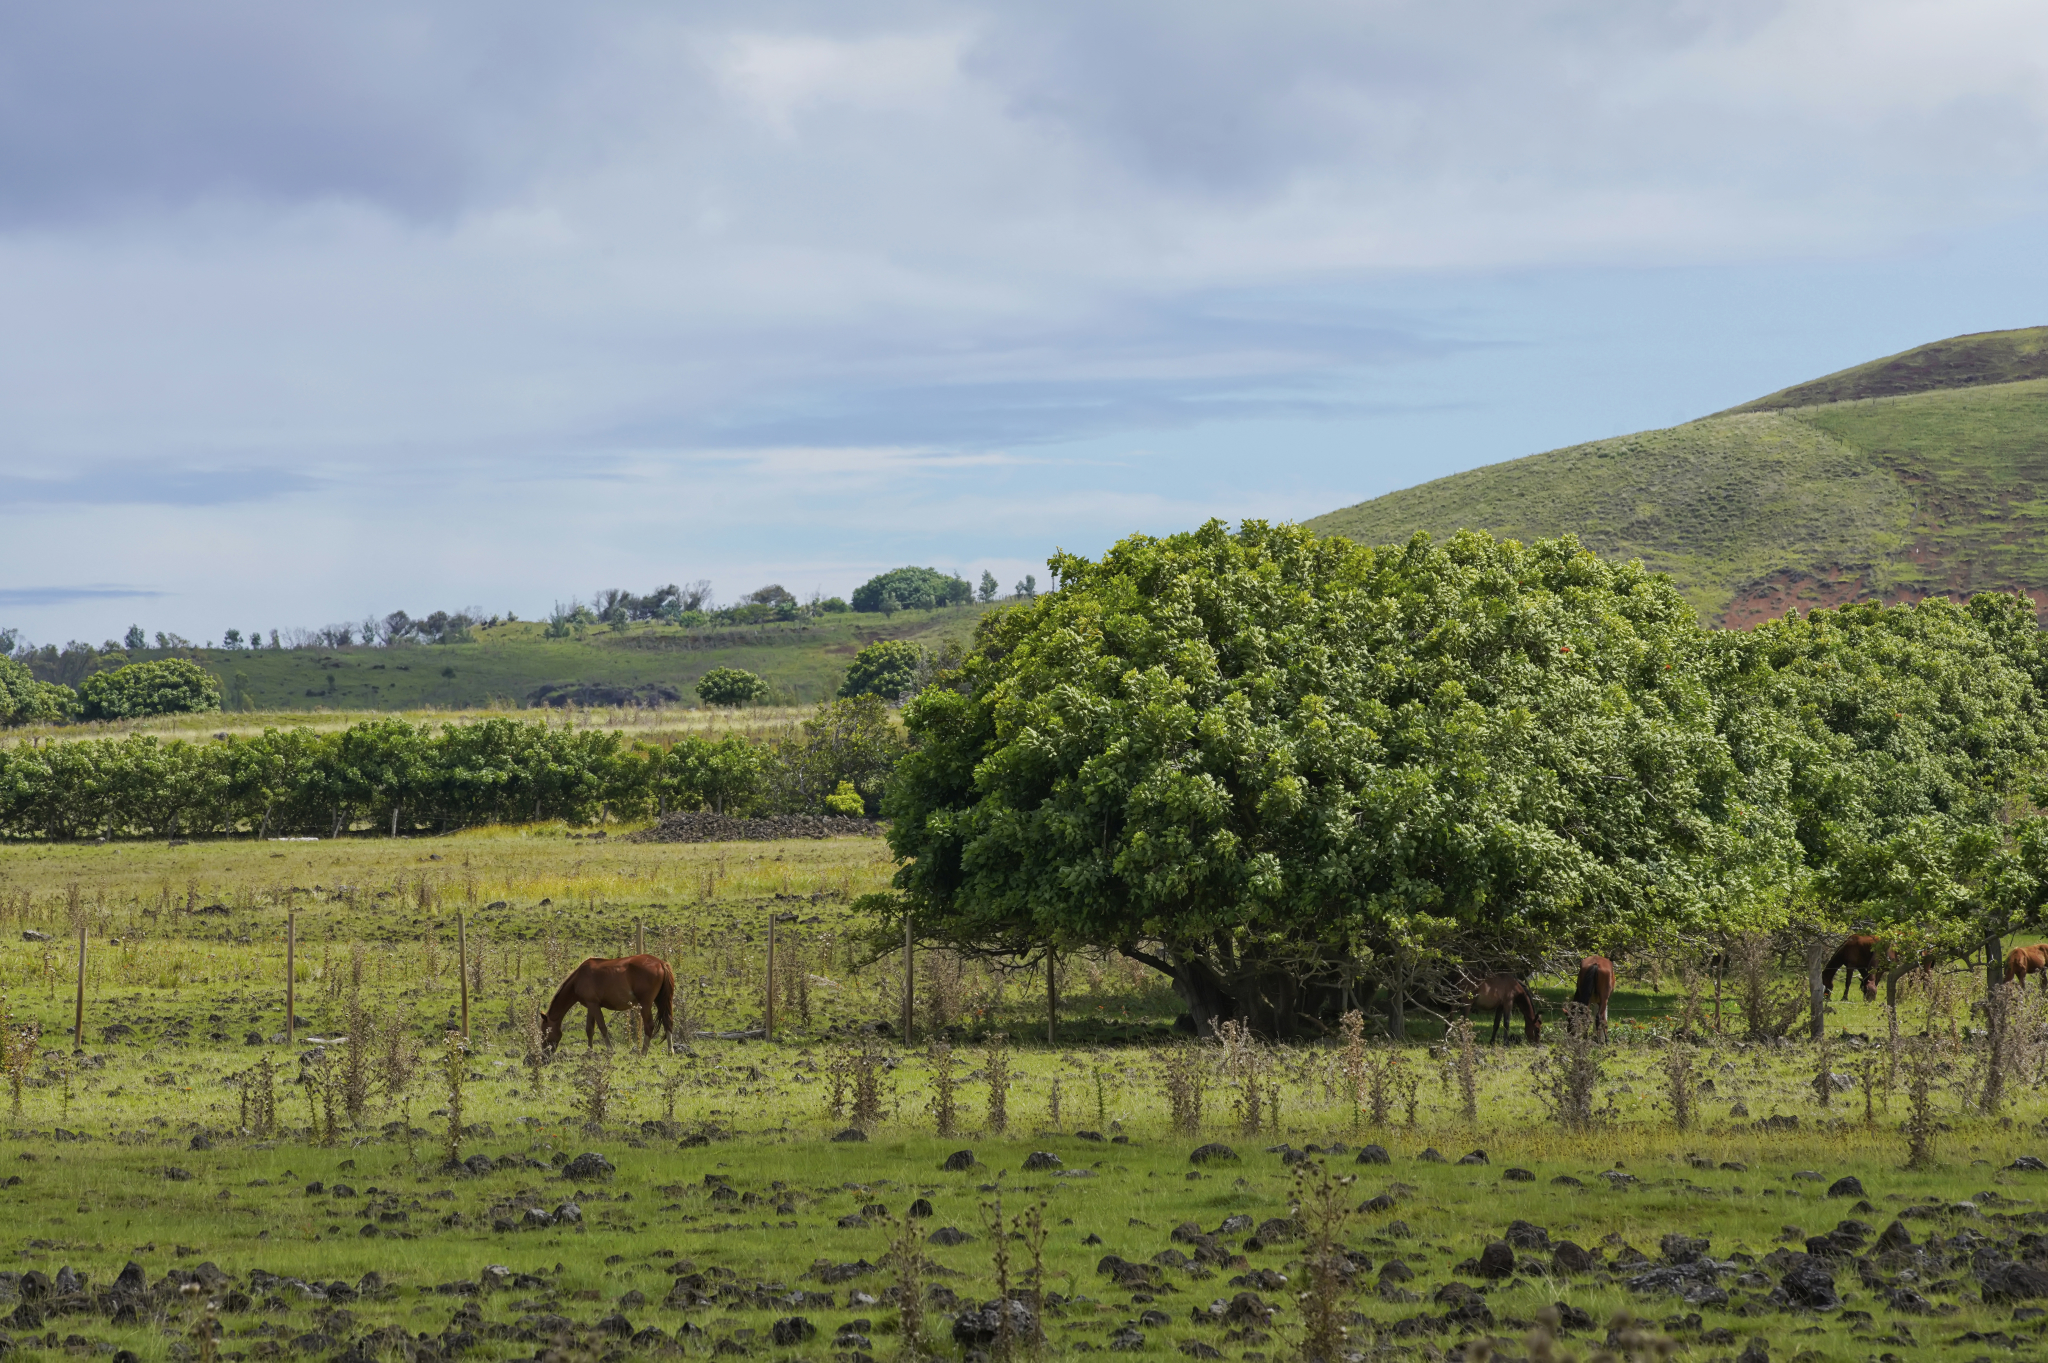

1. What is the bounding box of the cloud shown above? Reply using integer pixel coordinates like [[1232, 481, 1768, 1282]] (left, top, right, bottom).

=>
[[0, 585, 168, 607], [4, 1, 2048, 641]]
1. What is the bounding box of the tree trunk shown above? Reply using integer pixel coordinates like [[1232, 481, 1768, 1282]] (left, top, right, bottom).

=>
[[1989, 933, 2004, 991], [1387, 983, 1406, 1042], [1806, 938, 1828, 1040]]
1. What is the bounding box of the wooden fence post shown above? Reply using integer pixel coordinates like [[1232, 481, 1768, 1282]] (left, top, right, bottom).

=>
[[72, 918, 86, 1051], [286, 913, 296, 1045]]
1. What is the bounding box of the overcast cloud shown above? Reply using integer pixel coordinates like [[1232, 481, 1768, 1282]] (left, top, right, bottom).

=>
[[5, 0, 2048, 643]]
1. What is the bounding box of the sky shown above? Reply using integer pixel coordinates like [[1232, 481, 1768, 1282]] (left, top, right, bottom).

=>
[[6, 0, 2048, 646]]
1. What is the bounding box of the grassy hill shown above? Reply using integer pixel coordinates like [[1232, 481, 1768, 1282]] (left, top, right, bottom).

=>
[[60, 606, 988, 715], [1307, 327, 2048, 625]]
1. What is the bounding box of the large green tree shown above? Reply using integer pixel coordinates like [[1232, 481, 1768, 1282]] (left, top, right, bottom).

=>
[[0, 658, 76, 727], [876, 521, 1782, 1035]]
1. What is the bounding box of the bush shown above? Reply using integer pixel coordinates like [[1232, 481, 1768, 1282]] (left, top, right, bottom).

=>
[[77, 658, 221, 721], [0, 659, 76, 727], [696, 667, 769, 708], [838, 640, 921, 701], [819, 597, 850, 614], [851, 567, 971, 613], [824, 781, 866, 817]]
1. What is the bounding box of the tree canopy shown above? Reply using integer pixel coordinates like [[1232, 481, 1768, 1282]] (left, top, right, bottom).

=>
[[695, 667, 769, 708], [851, 566, 971, 613], [77, 658, 221, 721], [877, 520, 1789, 1033], [838, 640, 922, 701]]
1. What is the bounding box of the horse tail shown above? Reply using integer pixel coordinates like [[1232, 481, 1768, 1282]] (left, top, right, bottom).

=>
[[1572, 965, 1593, 1007], [656, 965, 676, 1037]]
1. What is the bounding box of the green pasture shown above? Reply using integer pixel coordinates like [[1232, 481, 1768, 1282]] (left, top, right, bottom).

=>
[[0, 832, 2047, 1361]]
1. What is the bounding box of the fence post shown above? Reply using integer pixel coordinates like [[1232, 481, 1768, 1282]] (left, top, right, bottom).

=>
[[286, 913, 296, 1046], [765, 913, 777, 1040], [901, 914, 914, 1043], [72, 918, 86, 1052]]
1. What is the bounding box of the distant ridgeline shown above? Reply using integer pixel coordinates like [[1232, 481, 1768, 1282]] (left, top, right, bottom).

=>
[[1307, 327, 2048, 626]]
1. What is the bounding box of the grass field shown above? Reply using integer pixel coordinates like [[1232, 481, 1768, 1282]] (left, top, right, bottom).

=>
[[1, 832, 2046, 1363], [1306, 328, 2048, 627], [19, 605, 990, 719]]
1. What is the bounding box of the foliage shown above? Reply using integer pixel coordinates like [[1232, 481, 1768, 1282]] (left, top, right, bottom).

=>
[[758, 695, 904, 818], [851, 566, 972, 613], [77, 658, 223, 721], [876, 520, 1770, 1034], [656, 734, 763, 816], [837, 640, 922, 701], [825, 781, 865, 817], [696, 667, 769, 708], [0, 659, 76, 728]]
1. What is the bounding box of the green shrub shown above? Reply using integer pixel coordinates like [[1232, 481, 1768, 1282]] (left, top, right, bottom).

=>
[[0, 659, 76, 727], [77, 658, 221, 721], [837, 640, 921, 701], [695, 667, 769, 708], [824, 781, 865, 817]]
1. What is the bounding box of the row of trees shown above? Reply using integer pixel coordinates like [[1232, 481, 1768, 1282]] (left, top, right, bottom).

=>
[[871, 522, 2048, 1036], [0, 695, 905, 841]]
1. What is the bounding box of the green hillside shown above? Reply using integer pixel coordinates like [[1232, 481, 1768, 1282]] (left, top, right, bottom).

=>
[[49, 607, 985, 714], [1307, 327, 2048, 625]]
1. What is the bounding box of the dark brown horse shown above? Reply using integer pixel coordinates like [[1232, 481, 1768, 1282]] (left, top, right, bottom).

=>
[[1572, 956, 1614, 1042], [542, 955, 675, 1052], [1824, 934, 1882, 1001], [1465, 973, 1542, 1045], [2007, 943, 2048, 991]]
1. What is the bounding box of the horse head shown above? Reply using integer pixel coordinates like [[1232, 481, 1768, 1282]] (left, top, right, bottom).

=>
[[1521, 989, 1543, 1044], [540, 1011, 563, 1052]]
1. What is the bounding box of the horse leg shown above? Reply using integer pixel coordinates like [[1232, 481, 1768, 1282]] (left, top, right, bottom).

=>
[[596, 1010, 614, 1047], [584, 1005, 598, 1046], [638, 1002, 655, 1054]]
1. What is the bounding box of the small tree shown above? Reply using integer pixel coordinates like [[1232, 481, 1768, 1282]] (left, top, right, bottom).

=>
[[77, 658, 222, 720], [839, 640, 922, 701], [978, 571, 998, 604], [696, 667, 769, 708]]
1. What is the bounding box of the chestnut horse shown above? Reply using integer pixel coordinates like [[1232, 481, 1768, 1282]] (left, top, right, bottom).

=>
[[1572, 956, 1615, 1042], [2006, 943, 2048, 991], [542, 955, 675, 1052], [1823, 934, 1882, 1001], [1465, 973, 1542, 1045]]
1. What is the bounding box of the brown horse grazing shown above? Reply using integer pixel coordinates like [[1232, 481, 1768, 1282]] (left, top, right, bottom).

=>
[[1824, 934, 1883, 1001], [542, 955, 675, 1052], [1572, 956, 1615, 1041], [1465, 973, 1542, 1045], [2006, 944, 2048, 991]]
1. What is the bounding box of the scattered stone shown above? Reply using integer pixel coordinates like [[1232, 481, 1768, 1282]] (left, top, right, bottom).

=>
[[833, 1129, 869, 1144], [908, 1198, 934, 1219], [1457, 1149, 1489, 1165], [940, 1149, 976, 1171], [1827, 1175, 1866, 1198], [1109, 1327, 1146, 1351], [837, 1215, 869, 1229], [1503, 1167, 1535, 1182], [928, 1227, 974, 1247], [1417, 1148, 1446, 1163], [769, 1317, 816, 1346], [1189, 1143, 1239, 1166], [1661, 1234, 1710, 1265], [2011, 1156, 2048, 1172], [1981, 1262, 2048, 1303], [1736, 1338, 1769, 1363], [1552, 1175, 1584, 1188], [1551, 1242, 1597, 1275], [1778, 1256, 1839, 1310], [1477, 1242, 1515, 1279], [1022, 1152, 1061, 1172], [1791, 1170, 1824, 1182], [1505, 1220, 1551, 1251], [1356, 1144, 1390, 1165]]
